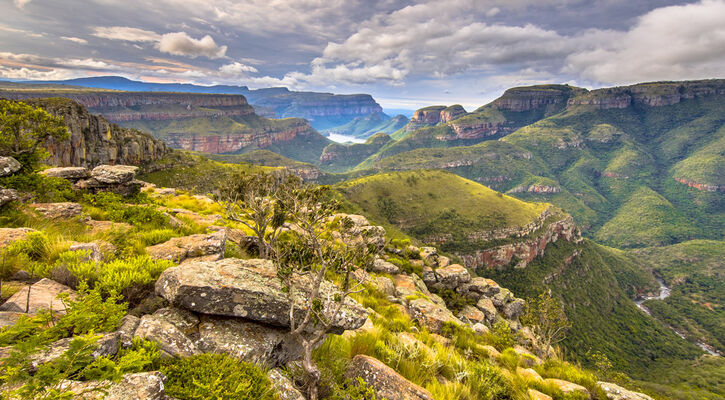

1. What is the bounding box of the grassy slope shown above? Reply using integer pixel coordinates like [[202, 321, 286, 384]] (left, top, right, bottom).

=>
[[322, 112, 408, 138]]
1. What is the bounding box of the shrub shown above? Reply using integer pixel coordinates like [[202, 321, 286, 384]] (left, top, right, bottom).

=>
[[466, 363, 514, 400], [327, 378, 378, 400], [82, 192, 168, 228], [135, 229, 177, 246], [488, 320, 516, 350], [161, 354, 276, 400], [0, 173, 74, 202]]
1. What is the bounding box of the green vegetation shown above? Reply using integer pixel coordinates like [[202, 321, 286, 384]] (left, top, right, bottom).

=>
[[322, 112, 407, 138], [320, 133, 393, 172]]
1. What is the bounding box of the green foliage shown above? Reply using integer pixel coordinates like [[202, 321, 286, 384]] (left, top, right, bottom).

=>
[[0, 172, 75, 202], [0, 99, 69, 171], [161, 354, 276, 400], [82, 192, 169, 228], [488, 321, 516, 351], [83, 339, 161, 381], [521, 292, 571, 357], [326, 378, 378, 400]]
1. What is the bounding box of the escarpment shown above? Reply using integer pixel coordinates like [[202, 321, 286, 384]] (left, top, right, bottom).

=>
[[566, 79, 725, 109]]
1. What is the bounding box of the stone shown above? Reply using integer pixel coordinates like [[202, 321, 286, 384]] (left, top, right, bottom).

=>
[[57, 371, 167, 400], [68, 242, 103, 262], [492, 288, 513, 307], [87, 220, 131, 234], [419, 247, 437, 263], [29, 202, 83, 219], [152, 307, 199, 334], [528, 389, 553, 400], [346, 354, 434, 400], [0, 311, 23, 328], [134, 310, 199, 357], [392, 274, 419, 298], [155, 258, 367, 334], [0, 188, 18, 207], [0, 227, 36, 248], [545, 379, 589, 396], [422, 266, 437, 287], [371, 257, 401, 274], [406, 298, 462, 334], [10, 270, 30, 281], [481, 345, 500, 358], [517, 367, 543, 382], [332, 213, 386, 250], [503, 298, 526, 319], [476, 297, 498, 322], [514, 345, 543, 366], [196, 315, 301, 367], [40, 167, 90, 181], [458, 305, 485, 324], [465, 277, 500, 298], [598, 382, 655, 400], [343, 317, 376, 339], [397, 332, 428, 351], [472, 323, 490, 336], [437, 255, 450, 268], [117, 314, 140, 348], [433, 264, 471, 289], [374, 276, 396, 297], [90, 165, 139, 184], [30, 333, 118, 371], [146, 231, 226, 264], [0, 157, 21, 177], [268, 369, 305, 400], [0, 278, 74, 314]]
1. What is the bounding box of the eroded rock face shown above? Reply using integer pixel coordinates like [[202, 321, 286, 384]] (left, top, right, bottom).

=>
[[598, 382, 654, 400], [29, 202, 83, 220], [0, 157, 21, 177], [347, 355, 433, 400], [155, 258, 368, 333], [0, 278, 74, 314], [146, 231, 226, 264], [371, 258, 401, 274], [71, 164, 143, 195], [90, 165, 139, 184]]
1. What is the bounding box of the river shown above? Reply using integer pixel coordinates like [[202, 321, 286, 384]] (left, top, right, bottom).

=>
[[635, 277, 720, 356]]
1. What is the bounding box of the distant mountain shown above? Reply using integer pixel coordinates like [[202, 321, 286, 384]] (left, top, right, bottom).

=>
[[322, 111, 408, 138], [21, 76, 384, 130]]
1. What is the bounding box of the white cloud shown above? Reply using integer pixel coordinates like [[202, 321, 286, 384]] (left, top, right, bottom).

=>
[[14, 0, 31, 9], [565, 0, 725, 84], [219, 62, 258, 76], [92, 26, 161, 42], [157, 32, 227, 59], [60, 36, 88, 45]]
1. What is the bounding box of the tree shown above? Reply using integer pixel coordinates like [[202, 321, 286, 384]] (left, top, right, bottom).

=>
[[521, 292, 571, 359], [275, 185, 378, 400], [214, 171, 299, 258], [0, 100, 69, 170]]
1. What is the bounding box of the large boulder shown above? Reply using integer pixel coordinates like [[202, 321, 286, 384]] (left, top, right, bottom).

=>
[[0, 157, 21, 177], [0, 278, 74, 314], [433, 264, 470, 290], [268, 369, 305, 400], [133, 308, 199, 357], [503, 298, 526, 319], [68, 242, 104, 262], [146, 231, 226, 264], [155, 258, 368, 334], [346, 355, 433, 400], [90, 165, 139, 184], [0, 227, 36, 248], [0, 188, 18, 207], [406, 298, 462, 334], [371, 258, 401, 274], [528, 389, 553, 400], [29, 202, 83, 220], [598, 382, 654, 400], [40, 167, 90, 181], [545, 379, 589, 397]]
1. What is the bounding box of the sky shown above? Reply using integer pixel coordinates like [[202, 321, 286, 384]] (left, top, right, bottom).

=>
[[1, 0, 724, 110]]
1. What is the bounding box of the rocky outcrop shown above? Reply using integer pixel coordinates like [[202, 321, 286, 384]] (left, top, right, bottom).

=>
[[29, 202, 83, 220], [346, 354, 434, 400], [0, 278, 74, 314], [0, 227, 36, 248], [62, 165, 144, 195], [508, 185, 562, 194], [20, 98, 171, 168], [319, 133, 391, 165], [490, 86, 578, 112], [545, 378, 589, 397], [146, 231, 226, 264], [0, 188, 18, 207], [0, 157, 22, 177], [675, 178, 725, 192], [566, 80, 725, 110], [57, 371, 167, 400], [598, 382, 654, 400]]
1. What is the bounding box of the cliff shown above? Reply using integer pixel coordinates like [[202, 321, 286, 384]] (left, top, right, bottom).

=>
[[24, 98, 170, 169], [566, 79, 725, 109]]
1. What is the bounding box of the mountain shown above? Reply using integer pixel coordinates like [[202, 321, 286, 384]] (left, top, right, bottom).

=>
[[322, 111, 408, 138], [0, 82, 331, 164], [20, 76, 384, 130], [318, 133, 393, 172]]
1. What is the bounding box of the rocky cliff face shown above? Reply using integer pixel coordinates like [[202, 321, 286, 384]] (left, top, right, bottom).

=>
[[25, 98, 170, 168], [490, 86, 580, 112], [566, 80, 725, 109], [407, 105, 467, 130]]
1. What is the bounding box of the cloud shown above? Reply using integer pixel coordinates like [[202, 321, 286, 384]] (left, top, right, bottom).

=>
[[60, 36, 88, 45], [14, 0, 31, 9], [565, 0, 725, 84], [219, 62, 258, 76], [157, 32, 227, 59], [92, 26, 161, 42]]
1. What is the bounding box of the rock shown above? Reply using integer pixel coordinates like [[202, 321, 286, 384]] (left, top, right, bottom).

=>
[[90, 165, 139, 184], [0, 227, 36, 248], [30, 333, 118, 371], [86, 220, 131, 234], [393, 274, 419, 298], [433, 264, 470, 289], [371, 258, 401, 274], [545, 379, 589, 396], [492, 288, 513, 307], [58, 371, 167, 400], [397, 332, 428, 352], [517, 367, 543, 381], [481, 345, 500, 358], [406, 298, 462, 334], [374, 276, 396, 297], [0, 157, 21, 177], [68, 242, 104, 262], [458, 305, 485, 324], [472, 323, 490, 335], [117, 314, 140, 348], [598, 382, 654, 400], [437, 255, 450, 268], [503, 298, 525, 319], [134, 309, 199, 357], [464, 277, 500, 298], [0, 278, 74, 314], [332, 213, 386, 250], [476, 297, 498, 322], [0, 188, 18, 207], [0, 311, 23, 328], [196, 315, 301, 367], [514, 345, 543, 366], [155, 258, 368, 333], [268, 369, 305, 400], [422, 266, 437, 287], [146, 231, 226, 264], [419, 247, 437, 263], [29, 202, 83, 219], [40, 167, 90, 181], [346, 354, 434, 400], [528, 388, 553, 400]]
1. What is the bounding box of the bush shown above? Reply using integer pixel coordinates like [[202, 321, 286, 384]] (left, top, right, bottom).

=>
[[161, 354, 276, 400], [82, 192, 168, 228], [327, 378, 378, 400], [0, 173, 74, 202], [488, 321, 516, 350]]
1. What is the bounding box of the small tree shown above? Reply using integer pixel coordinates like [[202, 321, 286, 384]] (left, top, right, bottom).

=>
[[0, 100, 69, 170], [275, 185, 377, 400], [214, 171, 299, 258], [521, 292, 571, 359]]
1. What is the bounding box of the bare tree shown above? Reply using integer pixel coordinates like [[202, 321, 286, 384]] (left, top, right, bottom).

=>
[[214, 171, 299, 258], [521, 292, 571, 359], [275, 185, 377, 400]]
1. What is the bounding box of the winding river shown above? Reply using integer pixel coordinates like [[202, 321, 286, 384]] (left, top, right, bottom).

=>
[[636, 277, 720, 356]]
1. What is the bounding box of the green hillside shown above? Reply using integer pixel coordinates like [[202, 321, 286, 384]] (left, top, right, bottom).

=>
[[319, 133, 392, 172], [322, 112, 408, 138]]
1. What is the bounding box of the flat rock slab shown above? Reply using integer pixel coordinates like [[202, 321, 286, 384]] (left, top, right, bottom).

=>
[[0, 278, 74, 314], [155, 258, 367, 333], [40, 167, 90, 181], [0, 312, 23, 328], [90, 165, 139, 184], [545, 379, 589, 396], [29, 202, 83, 219], [133, 309, 199, 357], [146, 231, 226, 264], [346, 354, 433, 400], [0, 227, 36, 249], [598, 382, 654, 400], [58, 372, 167, 400], [28, 332, 119, 371]]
